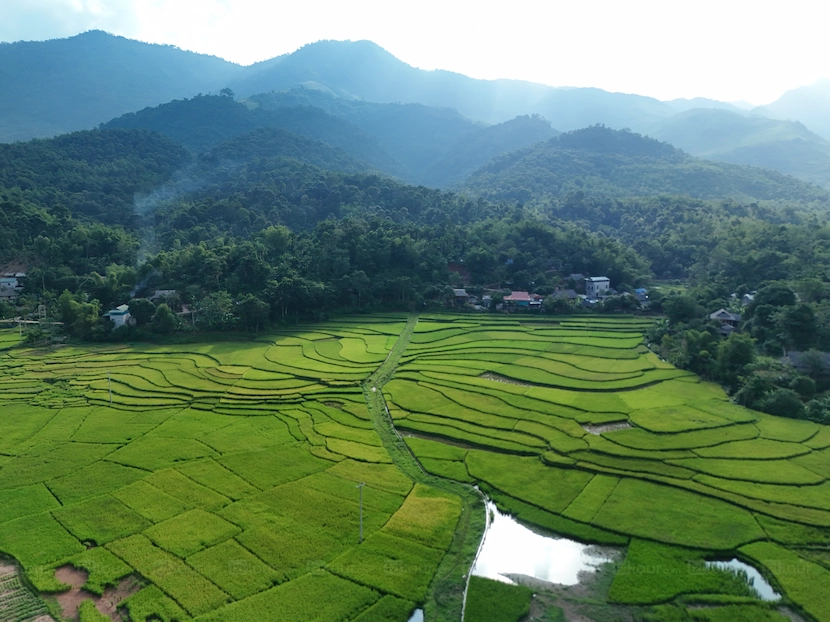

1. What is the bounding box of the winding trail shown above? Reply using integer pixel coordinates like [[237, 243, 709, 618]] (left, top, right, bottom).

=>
[[361, 313, 486, 622]]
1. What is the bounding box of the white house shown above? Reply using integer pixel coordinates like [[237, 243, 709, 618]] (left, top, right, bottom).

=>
[[585, 276, 611, 299], [104, 304, 133, 328]]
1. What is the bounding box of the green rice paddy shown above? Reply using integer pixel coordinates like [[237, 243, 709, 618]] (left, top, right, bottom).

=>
[[1, 316, 829, 621]]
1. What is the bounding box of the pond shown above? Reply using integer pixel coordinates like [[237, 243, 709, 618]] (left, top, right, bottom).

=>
[[472, 500, 615, 585], [705, 558, 781, 601]]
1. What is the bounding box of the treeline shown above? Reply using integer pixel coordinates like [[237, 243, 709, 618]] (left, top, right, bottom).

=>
[[654, 282, 830, 424]]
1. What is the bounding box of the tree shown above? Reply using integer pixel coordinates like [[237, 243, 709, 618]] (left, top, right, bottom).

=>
[[150, 303, 179, 334], [129, 298, 156, 327], [759, 389, 806, 419], [751, 283, 796, 310], [800, 349, 826, 378], [236, 294, 269, 332], [664, 295, 702, 324], [790, 376, 816, 399], [196, 292, 237, 331], [777, 303, 817, 351], [716, 333, 756, 390]]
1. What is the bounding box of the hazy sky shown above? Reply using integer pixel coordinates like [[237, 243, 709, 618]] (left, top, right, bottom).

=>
[[1, 0, 827, 105]]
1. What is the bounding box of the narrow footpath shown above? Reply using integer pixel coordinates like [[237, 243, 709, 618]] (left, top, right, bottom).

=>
[[362, 313, 486, 622]]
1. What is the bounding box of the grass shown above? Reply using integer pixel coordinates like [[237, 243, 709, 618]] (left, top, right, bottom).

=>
[[107, 534, 230, 616], [352, 595, 416, 622], [106, 436, 216, 470], [629, 405, 732, 433], [54, 495, 150, 545], [0, 512, 84, 567], [381, 483, 462, 550], [592, 478, 766, 550], [466, 450, 594, 514], [144, 469, 231, 512], [111, 479, 192, 523], [668, 457, 824, 485], [176, 459, 259, 500], [78, 600, 109, 622], [47, 460, 147, 505], [608, 539, 759, 604], [67, 547, 133, 595], [464, 576, 532, 622], [0, 484, 60, 523], [327, 531, 446, 601], [562, 474, 620, 522], [144, 508, 240, 557], [693, 439, 810, 460], [192, 570, 379, 622], [605, 424, 760, 451], [218, 445, 331, 489], [121, 585, 189, 622], [740, 541, 830, 622], [187, 539, 282, 600]]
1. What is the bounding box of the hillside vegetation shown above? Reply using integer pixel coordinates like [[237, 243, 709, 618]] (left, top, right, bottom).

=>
[[462, 125, 829, 203]]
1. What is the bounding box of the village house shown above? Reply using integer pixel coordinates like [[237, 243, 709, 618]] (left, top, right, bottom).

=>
[[585, 276, 611, 299], [503, 291, 543, 310], [149, 289, 178, 303], [552, 288, 579, 300], [453, 289, 470, 305], [709, 308, 742, 335], [103, 304, 134, 328], [0, 277, 23, 302]]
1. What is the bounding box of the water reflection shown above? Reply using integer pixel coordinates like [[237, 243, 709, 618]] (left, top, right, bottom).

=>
[[705, 559, 781, 602], [407, 608, 424, 622], [472, 501, 613, 585]]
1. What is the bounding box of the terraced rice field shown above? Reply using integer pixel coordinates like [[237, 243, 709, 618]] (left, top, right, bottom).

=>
[[390, 314, 830, 622], [2, 316, 830, 621], [0, 316, 464, 622]]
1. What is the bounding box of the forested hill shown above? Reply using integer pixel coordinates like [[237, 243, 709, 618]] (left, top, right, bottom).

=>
[[101, 94, 402, 176], [0, 128, 189, 228], [648, 108, 830, 188], [102, 91, 557, 187], [462, 126, 830, 203], [200, 127, 371, 174], [0, 31, 243, 142], [4, 32, 829, 187]]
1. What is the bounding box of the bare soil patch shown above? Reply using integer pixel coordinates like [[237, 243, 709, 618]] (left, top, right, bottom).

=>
[[480, 372, 533, 387], [582, 421, 632, 435], [53, 566, 140, 621]]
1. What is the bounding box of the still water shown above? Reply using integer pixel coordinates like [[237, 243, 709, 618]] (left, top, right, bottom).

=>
[[472, 501, 614, 585], [407, 609, 424, 622], [705, 558, 781, 601]]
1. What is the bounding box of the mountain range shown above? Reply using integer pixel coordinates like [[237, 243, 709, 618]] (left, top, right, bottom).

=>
[[2, 30, 830, 189]]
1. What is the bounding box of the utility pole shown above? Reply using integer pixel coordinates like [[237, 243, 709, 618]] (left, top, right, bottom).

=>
[[356, 482, 365, 543], [108, 370, 113, 405]]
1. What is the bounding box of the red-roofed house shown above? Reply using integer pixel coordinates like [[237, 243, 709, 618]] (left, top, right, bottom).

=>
[[504, 291, 542, 310]]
